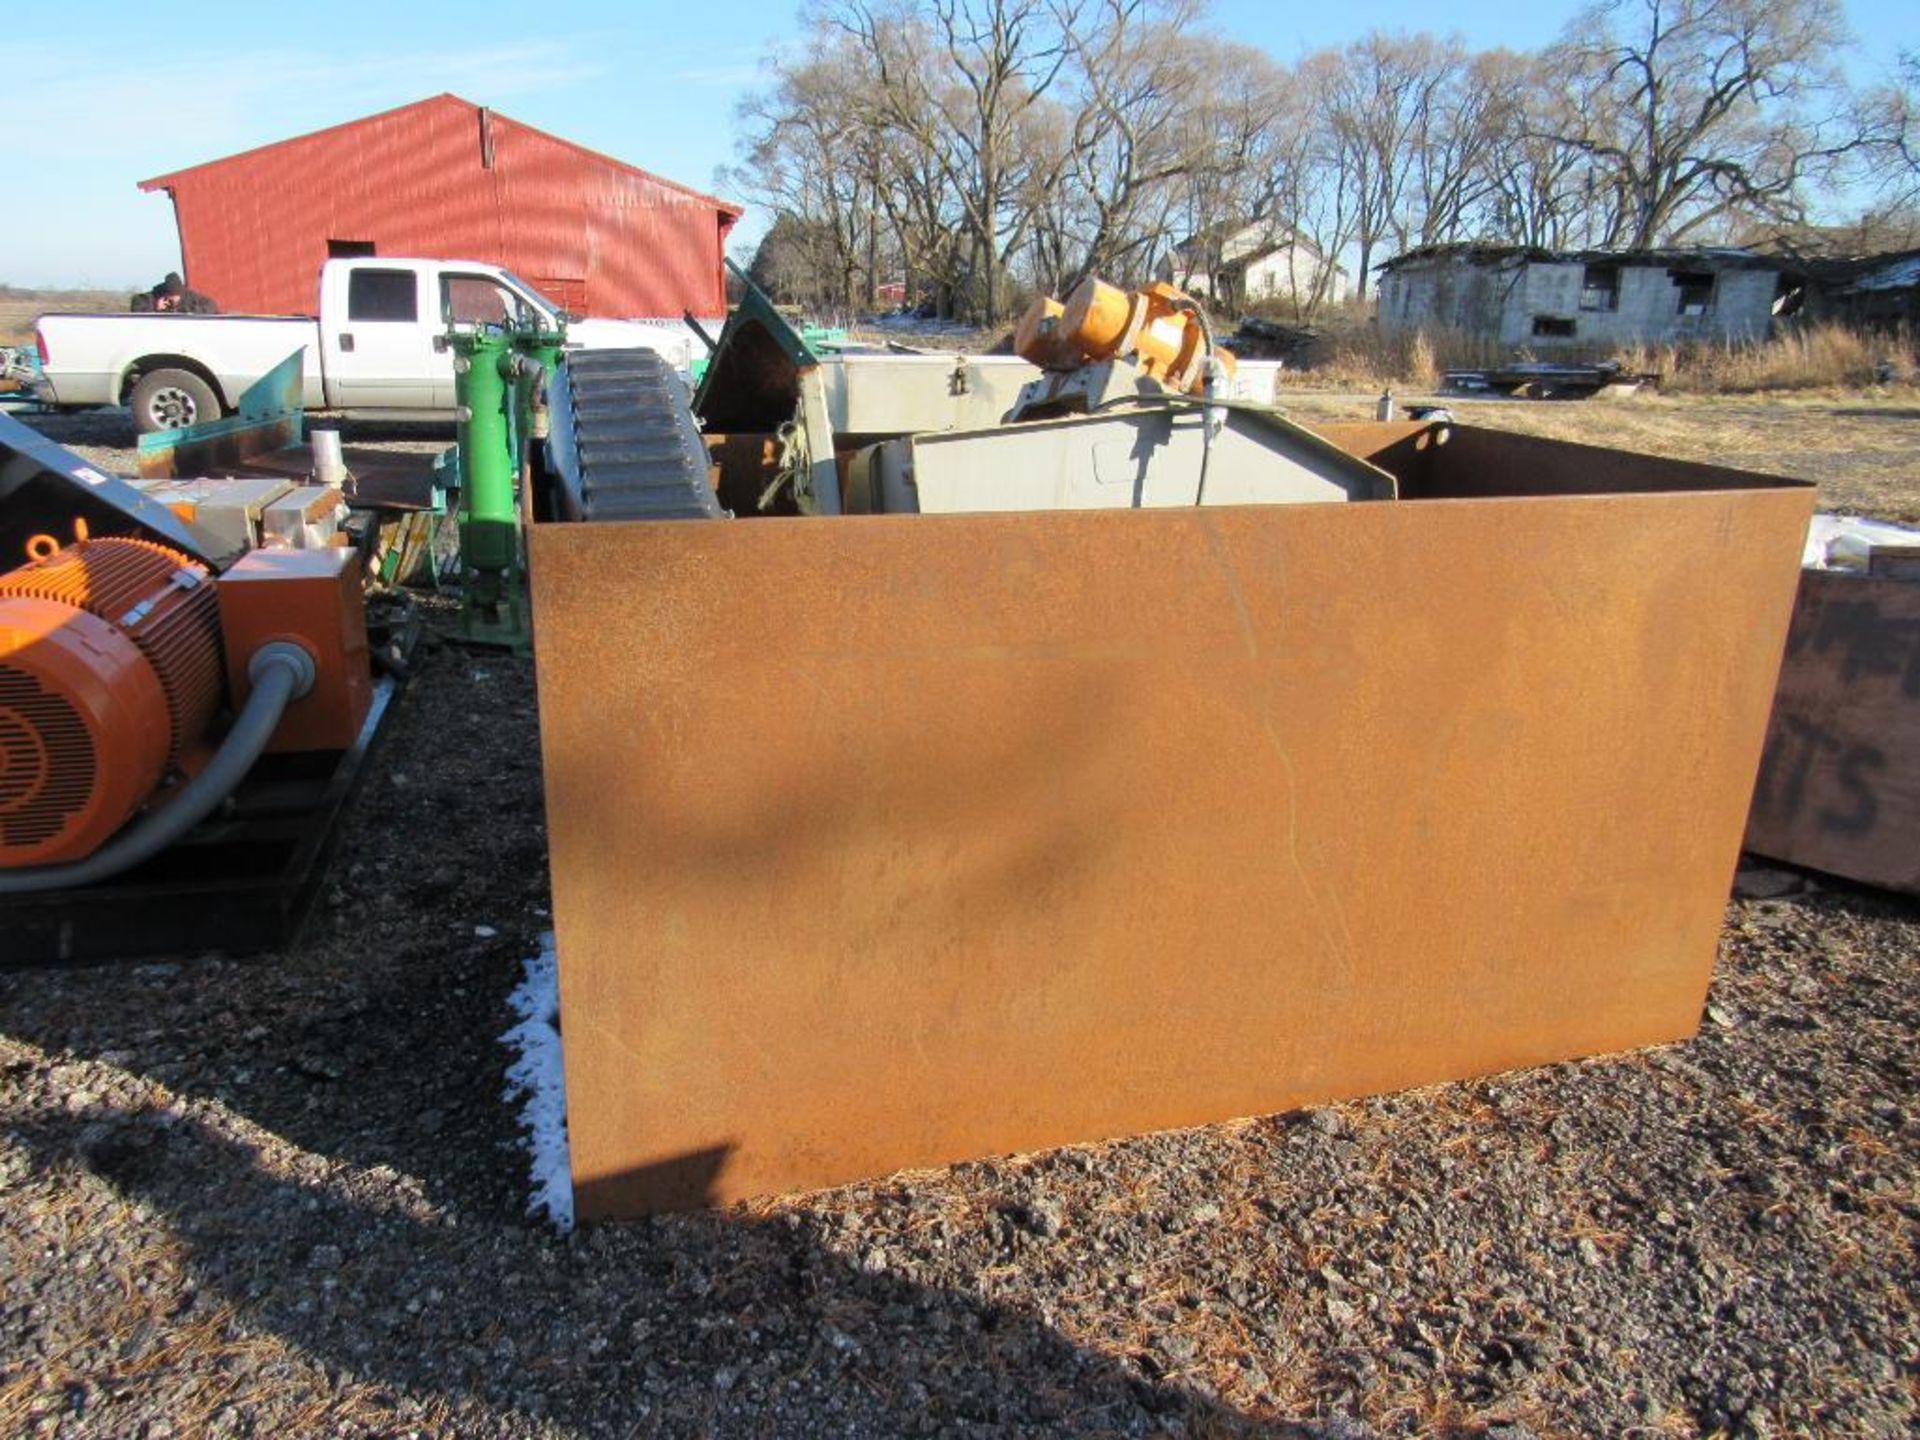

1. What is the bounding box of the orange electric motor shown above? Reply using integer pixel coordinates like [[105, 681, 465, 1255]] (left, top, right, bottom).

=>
[[0, 538, 223, 867], [1016, 278, 1235, 394]]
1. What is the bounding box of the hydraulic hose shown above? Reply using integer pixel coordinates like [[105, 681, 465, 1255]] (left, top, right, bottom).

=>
[[0, 642, 316, 894], [1170, 297, 1222, 506]]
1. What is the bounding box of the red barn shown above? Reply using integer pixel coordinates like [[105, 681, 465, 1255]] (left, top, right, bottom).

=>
[[140, 93, 740, 318]]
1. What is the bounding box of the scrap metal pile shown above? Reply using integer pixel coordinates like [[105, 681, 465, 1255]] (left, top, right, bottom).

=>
[[482, 274, 1815, 1220], [0, 411, 381, 961], [2, 272, 1829, 1227]]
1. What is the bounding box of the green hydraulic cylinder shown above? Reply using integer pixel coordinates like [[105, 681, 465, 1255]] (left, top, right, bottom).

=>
[[452, 329, 530, 650], [513, 330, 568, 486]]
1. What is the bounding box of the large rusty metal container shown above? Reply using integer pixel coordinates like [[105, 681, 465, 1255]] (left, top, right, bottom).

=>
[[530, 420, 1812, 1218]]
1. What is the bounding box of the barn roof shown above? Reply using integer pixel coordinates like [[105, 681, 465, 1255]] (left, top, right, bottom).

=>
[[139, 92, 741, 219]]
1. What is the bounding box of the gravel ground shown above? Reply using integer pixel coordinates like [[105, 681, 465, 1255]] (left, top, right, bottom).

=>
[[14, 407, 451, 480], [1, 407, 1917, 1437], [0, 638, 1914, 1439]]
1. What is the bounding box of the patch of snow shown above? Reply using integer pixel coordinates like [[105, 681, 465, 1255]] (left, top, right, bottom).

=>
[[1803, 513, 1920, 571], [502, 933, 573, 1232]]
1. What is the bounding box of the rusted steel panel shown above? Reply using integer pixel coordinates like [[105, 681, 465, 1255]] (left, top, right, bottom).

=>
[[137, 348, 304, 479], [1310, 419, 1812, 499], [533, 442, 1811, 1217], [1744, 569, 1920, 893], [141, 96, 737, 318]]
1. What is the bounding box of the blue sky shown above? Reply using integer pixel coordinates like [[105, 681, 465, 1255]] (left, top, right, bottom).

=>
[[2, 0, 1912, 288]]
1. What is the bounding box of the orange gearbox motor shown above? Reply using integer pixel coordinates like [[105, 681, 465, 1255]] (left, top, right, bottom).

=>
[[1015, 277, 1235, 394], [0, 539, 224, 867]]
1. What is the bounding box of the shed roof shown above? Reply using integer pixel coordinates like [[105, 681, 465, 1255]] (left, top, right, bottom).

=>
[[1851, 252, 1920, 292], [1377, 242, 1787, 275], [140, 93, 741, 219], [1790, 247, 1920, 294]]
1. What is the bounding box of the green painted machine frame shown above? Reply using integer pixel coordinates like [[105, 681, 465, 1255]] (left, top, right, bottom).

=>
[[448, 323, 565, 649]]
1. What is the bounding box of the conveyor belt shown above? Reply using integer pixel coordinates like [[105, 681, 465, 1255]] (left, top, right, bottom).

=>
[[546, 349, 724, 522]]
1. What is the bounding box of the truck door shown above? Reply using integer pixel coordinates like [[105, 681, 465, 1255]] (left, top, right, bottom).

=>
[[322, 266, 438, 409], [431, 272, 536, 407]]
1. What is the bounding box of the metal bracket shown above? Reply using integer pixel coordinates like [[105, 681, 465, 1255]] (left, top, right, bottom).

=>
[[760, 406, 816, 514]]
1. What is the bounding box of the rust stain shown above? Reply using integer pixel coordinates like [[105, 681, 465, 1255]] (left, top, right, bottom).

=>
[[531, 430, 1812, 1217]]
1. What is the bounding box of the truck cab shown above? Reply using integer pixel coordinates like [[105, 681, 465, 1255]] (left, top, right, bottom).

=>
[[319, 259, 557, 410]]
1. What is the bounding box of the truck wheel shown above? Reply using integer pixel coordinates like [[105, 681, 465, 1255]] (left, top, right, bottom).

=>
[[130, 368, 222, 434]]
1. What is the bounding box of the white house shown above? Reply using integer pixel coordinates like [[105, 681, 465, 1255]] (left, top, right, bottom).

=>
[[1159, 221, 1349, 312]]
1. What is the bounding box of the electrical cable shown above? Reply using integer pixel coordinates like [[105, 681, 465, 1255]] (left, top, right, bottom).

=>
[[1170, 297, 1223, 506]]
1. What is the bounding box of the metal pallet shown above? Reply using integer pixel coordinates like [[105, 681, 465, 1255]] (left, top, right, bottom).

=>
[[0, 677, 398, 968]]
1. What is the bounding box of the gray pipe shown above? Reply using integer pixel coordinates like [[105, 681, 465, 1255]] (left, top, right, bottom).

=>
[[0, 641, 316, 894]]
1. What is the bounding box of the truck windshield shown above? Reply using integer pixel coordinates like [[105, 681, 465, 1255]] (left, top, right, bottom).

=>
[[438, 269, 562, 329], [495, 271, 560, 318], [444, 275, 527, 328]]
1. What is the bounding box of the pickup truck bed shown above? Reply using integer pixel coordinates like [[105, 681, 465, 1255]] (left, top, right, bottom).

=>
[[35, 256, 713, 432], [35, 313, 325, 425]]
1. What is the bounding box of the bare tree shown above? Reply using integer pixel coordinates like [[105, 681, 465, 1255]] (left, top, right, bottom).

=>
[[1032, 0, 1213, 294], [1478, 52, 1614, 248], [1408, 45, 1507, 245], [729, 0, 1885, 323], [1545, 0, 1860, 247], [845, 7, 973, 313], [725, 34, 890, 315], [1854, 50, 1920, 212], [1235, 52, 1357, 319], [1159, 43, 1299, 304], [824, 0, 1081, 322], [1318, 32, 1462, 299]]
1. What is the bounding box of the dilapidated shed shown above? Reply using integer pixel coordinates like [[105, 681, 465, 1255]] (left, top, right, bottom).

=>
[[1376, 244, 1788, 347], [1796, 249, 1920, 328]]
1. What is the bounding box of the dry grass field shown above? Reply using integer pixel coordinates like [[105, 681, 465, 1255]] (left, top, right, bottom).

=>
[[1277, 388, 1920, 525], [0, 288, 124, 346], [1282, 317, 1918, 396]]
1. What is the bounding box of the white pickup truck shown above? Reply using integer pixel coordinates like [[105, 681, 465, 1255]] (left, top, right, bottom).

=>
[[33, 256, 709, 433]]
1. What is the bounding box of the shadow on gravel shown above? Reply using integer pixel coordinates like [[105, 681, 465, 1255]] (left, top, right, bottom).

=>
[[18, 643, 1916, 1436], [0, 649, 1317, 1435], [6, 1099, 1310, 1437]]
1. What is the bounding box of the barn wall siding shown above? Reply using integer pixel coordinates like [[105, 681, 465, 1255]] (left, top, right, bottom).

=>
[[145, 95, 735, 319]]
